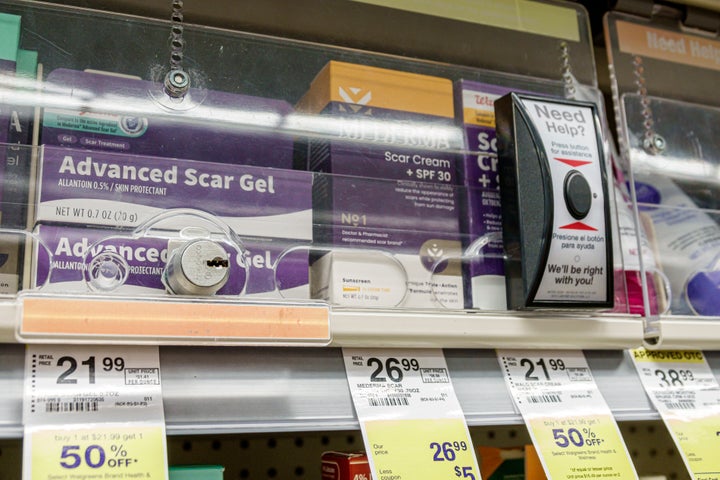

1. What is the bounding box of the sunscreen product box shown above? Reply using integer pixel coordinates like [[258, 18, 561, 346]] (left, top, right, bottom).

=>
[[454, 80, 515, 310], [42, 68, 295, 169], [33, 224, 309, 298], [297, 61, 464, 309]]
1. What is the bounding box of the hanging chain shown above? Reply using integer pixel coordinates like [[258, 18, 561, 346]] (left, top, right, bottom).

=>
[[164, 0, 190, 98], [632, 55, 665, 154], [560, 42, 577, 99]]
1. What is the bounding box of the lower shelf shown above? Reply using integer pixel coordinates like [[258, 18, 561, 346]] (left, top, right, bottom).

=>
[[0, 345, 668, 439], [0, 421, 692, 480]]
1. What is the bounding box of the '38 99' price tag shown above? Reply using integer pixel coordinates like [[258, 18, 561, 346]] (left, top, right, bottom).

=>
[[498, 350, 638, 480], [22, 345, 168, 480], [343, 349, 480, 480], [630, 348, 720, 480]]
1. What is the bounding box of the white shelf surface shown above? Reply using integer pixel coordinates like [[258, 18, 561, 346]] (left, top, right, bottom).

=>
[[0, 345, 666, 439]]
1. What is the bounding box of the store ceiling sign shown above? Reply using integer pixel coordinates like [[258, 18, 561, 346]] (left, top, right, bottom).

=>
[[350, 0, 580, 41], [616, 19, 720, 72]]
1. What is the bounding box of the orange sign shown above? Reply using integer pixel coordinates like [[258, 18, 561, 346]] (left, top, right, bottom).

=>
[[616, 19, 720, 72], [20, 296, 330, 341]]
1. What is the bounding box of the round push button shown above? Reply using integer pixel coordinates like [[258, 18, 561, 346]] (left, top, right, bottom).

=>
[[564, 170, 592, 219]]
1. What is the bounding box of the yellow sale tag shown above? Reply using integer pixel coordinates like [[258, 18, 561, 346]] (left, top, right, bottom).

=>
[[26, 424, 167, 480], [343, 349, 480, 480], [665, 417, 720, 479], [364, 418, 479, 480], [630, 348, 720, 479], [527, 415, 638, 479], [498, 350, 638, 480]]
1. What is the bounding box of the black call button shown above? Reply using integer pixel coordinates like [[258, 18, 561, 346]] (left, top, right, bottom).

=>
[[564, 170, 592, 219]]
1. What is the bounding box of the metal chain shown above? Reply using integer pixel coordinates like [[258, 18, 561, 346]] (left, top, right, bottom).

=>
[[632, 55, 665, 154], [560, 42, 576, 100], [164, 0, 190, 98]]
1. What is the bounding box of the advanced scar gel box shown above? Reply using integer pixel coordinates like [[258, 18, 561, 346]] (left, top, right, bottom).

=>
[[296, 61, 464, 309], [33, 224, 309, 298], [42, 68, 295, 169], [33, 146, 312, 298]]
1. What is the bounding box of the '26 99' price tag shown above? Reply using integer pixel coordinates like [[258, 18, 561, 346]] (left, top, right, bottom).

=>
[[22, 345, 168, 480], [498, 350, 638, 480], [343, 349, 480, 480]]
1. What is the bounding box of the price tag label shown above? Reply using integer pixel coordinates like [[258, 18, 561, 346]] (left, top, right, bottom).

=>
[[498, 350, 638, 480], [630, 348, 720, 480], [23, 345, 168, 480], [343, 349, 480, 480]]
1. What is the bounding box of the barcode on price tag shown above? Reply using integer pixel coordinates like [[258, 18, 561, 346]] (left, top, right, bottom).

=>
[[45, 399, 100, 413], [368, 396, 411, 407], [526, 394, 562, 404]]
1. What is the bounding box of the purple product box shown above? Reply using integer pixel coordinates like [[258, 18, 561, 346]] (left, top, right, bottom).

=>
[[41, 69, 295, 169], [35, 146, 313, 242], [455, 80, 520, 310], [307, 109, 464, 309], [34, 224, 310, 298]]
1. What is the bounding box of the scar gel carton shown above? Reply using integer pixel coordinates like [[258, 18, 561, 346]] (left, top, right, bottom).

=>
[[35, 146, 311, 236], [33, 146, 312, 298], [296, 61, 464, 309], [33, 224, 309, 298], [42, 68, 295, 169], [454, 80, 515, 310]]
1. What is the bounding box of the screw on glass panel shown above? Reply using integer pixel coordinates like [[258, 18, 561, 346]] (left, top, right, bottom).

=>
[[643, 133, 666, 154], [164, 69, 190, 98]]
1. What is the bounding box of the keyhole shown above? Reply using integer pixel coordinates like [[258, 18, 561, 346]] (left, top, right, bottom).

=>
[[207, 257, 229, 268]]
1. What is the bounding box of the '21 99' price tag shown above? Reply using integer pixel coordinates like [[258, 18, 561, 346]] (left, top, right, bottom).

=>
[[22, 345, 168, 480], [498, 350, 638, 480], [343, 349, 480, 480]]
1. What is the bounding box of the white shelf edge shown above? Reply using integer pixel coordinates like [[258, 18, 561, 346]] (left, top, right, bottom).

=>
[[651, 317, 720, 349], [0, 302, 18, 343], [330, 310, 645, 349], [0, 299, 646, 349]]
